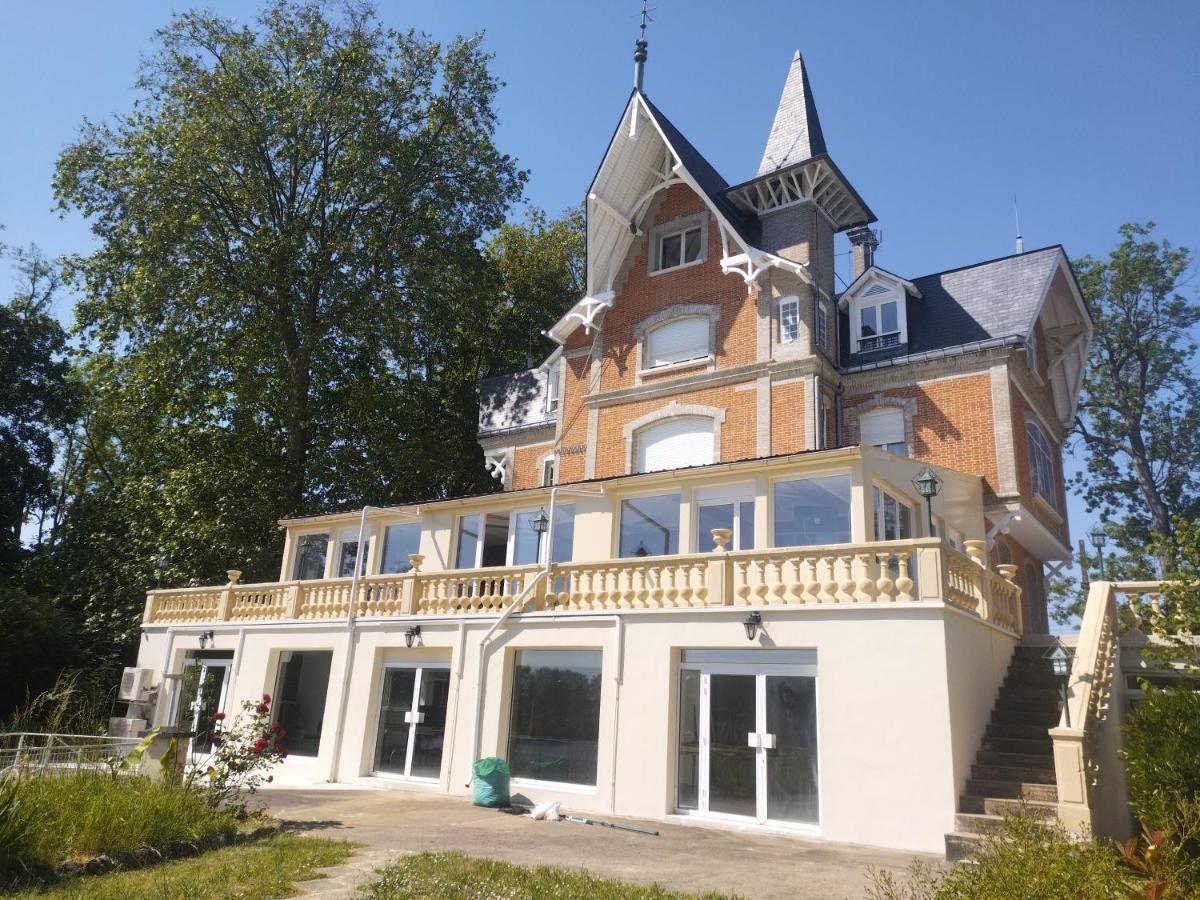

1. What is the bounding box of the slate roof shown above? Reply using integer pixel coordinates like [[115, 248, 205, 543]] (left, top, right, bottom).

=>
[[640, 93, 761, 247], [758, 51, 827, 175], [840, 246, 1064, 367], [478, 368, 554, 435]]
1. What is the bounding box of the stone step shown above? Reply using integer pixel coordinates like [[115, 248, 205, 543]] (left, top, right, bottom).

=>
[[986, 721, 1053, 742], [996, 686, 1063, 706], [965, 778, 1058, 803], [1002, 673, 1060, 690], [981, 736, 1053, 755], [972, 763, 1056, 784], [945, 831, 986, 862], [955, 812, 1005, 835], [992, 708, 1060, 727], [977, 749, 1055, 769], [960, 795, 1058, 818]]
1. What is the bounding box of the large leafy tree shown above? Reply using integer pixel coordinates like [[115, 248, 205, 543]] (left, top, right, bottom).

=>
[[0, 245, 78, 572], [42, 3, 585, 668], [1072, 223, 1200, 576]]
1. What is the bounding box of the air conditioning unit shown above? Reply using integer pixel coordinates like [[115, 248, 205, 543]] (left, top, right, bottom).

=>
[[108, 717, 148, 739], [118, 667, 155, 701]]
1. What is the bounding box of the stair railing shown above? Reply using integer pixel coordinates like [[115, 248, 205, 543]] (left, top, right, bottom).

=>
[[1049, 580, 1131, 839]]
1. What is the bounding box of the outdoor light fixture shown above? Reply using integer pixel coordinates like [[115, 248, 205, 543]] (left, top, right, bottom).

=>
[[405, 625, 421, 649], [198, 630, 215, 650], [1089, 525, 1109, 580], [1044, 642, 1074, 727], [743, 611, 763, 642], [911, 465, 943, 536], [531, 508, 550, 534]]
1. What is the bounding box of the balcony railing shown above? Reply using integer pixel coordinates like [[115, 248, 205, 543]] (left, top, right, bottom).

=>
[[145, 538, 1022, 633]]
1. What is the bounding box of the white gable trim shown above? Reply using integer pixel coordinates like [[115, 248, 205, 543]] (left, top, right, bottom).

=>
[[837, 267, 922, 311]]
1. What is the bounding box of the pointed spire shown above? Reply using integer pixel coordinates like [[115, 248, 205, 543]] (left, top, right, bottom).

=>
[[757, 51, 828, 176], [633, 1, 650, 92]]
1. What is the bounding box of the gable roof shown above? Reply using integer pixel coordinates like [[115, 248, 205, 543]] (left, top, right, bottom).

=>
[[758, 51, 828, 175]]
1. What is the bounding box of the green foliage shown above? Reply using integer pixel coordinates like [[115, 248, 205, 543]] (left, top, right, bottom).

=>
[[365, 851, 739, 899], [0, 780, 37, 877], [1123, 684, 1200, 829], [194, 694, 287, 810], [0, 589, 86, 723], [1, 670, 112, 736], [33, 2, 588, 670], [0, 245, 78, 572], [1071, 222, 1199, 574], [1, 773, 237, 874], [865, 815, 1133, 899], [4, 832, 353, 899]]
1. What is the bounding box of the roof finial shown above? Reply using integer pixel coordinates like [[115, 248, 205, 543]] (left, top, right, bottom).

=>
[[1013, 195, 1024, 254], [633, 1, 651, 92]]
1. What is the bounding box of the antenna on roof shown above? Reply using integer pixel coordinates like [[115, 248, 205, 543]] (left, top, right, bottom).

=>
[[1013, 195, 1024, 254], [633, 1, 651, 92]]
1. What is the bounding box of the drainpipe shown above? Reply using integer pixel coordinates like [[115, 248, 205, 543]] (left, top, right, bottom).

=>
[[465, 484, 605, 783], [327, 504, 371, 782]]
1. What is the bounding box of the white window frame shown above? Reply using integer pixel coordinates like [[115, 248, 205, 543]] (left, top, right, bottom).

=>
[[778, 297, 800, 344], [544, 361, 561, 413], [291, 530, 332, 580], [872, 484, 915, 541], [1026, 420, 1057, 507], [370, 662, 451, 783], [695, 494, 756, 552], [650, 214, 707, 274], [850, 287, 906, 352], [541, 457, 556, 487]]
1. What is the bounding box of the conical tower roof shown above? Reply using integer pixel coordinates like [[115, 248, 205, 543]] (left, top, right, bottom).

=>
[[757, 51, 828, 176]]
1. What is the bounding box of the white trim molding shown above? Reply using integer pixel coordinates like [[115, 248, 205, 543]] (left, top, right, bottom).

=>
[[633, 303, 722, 383]]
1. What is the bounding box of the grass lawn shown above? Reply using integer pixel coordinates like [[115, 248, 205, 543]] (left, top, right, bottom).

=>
[[3, 833, 354, 899], [364, 851, 741, 900]]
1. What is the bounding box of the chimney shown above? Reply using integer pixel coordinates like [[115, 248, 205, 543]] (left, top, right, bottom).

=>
[[848, 226, 880, 281]]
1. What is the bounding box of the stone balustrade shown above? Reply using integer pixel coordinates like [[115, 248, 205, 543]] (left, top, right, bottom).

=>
[[143, 538, 1022, 632]]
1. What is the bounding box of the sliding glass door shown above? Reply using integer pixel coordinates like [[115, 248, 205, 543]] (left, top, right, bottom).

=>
[[677, 650, 818, 827]]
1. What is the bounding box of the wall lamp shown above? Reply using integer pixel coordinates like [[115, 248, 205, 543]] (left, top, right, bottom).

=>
[[743, 612, 763, 642], [198, 630, 215, 650], [405, 625, 421, 649]]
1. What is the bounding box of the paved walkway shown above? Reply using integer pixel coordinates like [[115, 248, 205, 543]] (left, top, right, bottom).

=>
[[293, 845, 399, 899], [265, 787, 935, 899]]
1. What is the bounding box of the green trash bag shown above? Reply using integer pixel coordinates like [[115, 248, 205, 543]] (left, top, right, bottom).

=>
[[472, 756, 511, 807]]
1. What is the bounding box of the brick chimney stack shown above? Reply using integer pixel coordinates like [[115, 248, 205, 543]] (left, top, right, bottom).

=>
[[848, 226, 880, 281]]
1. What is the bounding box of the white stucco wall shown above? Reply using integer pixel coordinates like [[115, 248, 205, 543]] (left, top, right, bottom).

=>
[[137, 600, 1014, 854]]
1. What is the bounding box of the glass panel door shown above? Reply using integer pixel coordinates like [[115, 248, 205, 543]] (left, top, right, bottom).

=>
[[677, 662, 819, 827], [374, 668, 416, 775], [372, 665, 449, 780], [765, 675, 819, 824], [411, 669, 450, 779], [186, 660, 231, 761], [707, 674, 757, 817]]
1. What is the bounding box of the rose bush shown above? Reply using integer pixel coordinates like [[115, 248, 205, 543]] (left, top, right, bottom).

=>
[[194, 693, 287, 811]]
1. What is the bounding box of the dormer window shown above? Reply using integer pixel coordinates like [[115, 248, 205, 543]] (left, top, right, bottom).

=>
[[650, 214, 707, 274], [846, 282, 908, 353]]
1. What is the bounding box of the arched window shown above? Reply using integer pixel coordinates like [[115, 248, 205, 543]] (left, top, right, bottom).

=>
[[635, 416, 715, 474], [1025, 421, 1056, 505], [859, 407, 907, 456], [644, 317, 710, 369]]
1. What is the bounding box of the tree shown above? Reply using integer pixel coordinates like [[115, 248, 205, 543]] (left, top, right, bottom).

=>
[[0, 245, 78, 572], [43, 3, 585, 669], [1071, 223, 1200, 575]]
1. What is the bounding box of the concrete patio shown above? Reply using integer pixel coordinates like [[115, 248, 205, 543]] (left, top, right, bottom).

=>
[[262, 786, 936, 899]]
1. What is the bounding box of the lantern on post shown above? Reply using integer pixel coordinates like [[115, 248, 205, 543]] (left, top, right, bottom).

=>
[[1044, 642, 1074, 727], [911, 465, 943, 537]]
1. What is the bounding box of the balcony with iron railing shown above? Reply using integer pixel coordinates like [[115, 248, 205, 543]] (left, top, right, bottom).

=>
[[144, 537, 1023, 634]]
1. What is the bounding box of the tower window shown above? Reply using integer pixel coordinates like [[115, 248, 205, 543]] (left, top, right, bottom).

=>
[[1026, 421, 1057, 506], [779, 297, 800, 343]]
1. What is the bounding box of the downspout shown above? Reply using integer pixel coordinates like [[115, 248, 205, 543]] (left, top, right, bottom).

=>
[[327, 504, 370, 782], [465, 484, 605, 782]]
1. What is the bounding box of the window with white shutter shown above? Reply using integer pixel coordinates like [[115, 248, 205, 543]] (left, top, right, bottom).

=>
[[644, 317, 710, 369], [635, 416, 715, 474], [859, 408, 907, 456]]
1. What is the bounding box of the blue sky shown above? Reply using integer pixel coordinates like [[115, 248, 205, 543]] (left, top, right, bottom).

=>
[[2, 1, 1198, 570]]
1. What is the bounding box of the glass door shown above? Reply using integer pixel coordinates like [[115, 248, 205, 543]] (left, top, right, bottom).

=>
[[677, 651, 818, 827], [183, 659, 232, 764], [372, 665, 450, 781], [696, 498, 755, 551]]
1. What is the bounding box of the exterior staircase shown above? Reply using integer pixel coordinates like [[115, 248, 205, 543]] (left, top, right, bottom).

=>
[[944, 643, 1061, 861]]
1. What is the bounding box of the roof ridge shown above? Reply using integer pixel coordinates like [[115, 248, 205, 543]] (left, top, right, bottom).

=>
[[909, 245, 1063, 283]]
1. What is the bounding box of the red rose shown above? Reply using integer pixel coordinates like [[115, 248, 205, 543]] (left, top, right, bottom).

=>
[[255, 703, 268, 715], [212, 712, 225, 721], [251, 738, 267, 754], [261, 692, 272, 703], [266, 775, 274, 783]]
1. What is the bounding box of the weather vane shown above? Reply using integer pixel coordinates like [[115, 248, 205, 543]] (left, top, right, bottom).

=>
[[634, 1, 653, 91]]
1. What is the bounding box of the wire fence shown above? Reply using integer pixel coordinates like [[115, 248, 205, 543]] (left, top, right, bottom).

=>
[[0, 732, 142, 778]]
